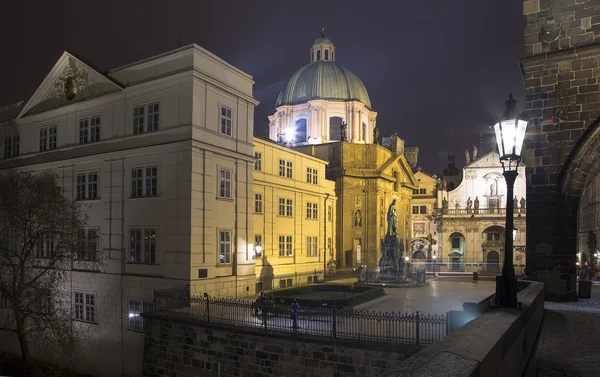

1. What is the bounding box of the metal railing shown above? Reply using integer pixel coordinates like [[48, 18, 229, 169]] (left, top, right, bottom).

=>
[[153, 287, 449, 346], [440, 207, 526, 216]]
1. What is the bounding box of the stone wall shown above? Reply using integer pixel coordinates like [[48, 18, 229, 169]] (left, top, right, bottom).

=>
[[142, 316, 421, 377], [383, 281, 545, 377], [521, 0, 600, 300]]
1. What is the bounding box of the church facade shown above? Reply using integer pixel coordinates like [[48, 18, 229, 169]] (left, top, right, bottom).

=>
[[271, 32, 418, 270], [410, 170, 439, 262], [435, 149, 527, 273]]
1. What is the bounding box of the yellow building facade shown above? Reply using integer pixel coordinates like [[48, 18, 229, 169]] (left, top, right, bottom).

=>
[[253, 136, 337, 290], [295, 135, 417, 270], [410, 170, 439, 261]]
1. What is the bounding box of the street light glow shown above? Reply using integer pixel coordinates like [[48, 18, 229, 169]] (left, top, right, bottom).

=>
[[284, 128, 295, 143]]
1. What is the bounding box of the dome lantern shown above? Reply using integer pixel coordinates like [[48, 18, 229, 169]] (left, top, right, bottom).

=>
[[310, 27, 336, 63]]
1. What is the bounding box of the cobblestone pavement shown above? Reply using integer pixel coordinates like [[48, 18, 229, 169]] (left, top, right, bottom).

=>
[[523, 282, 600, 377]]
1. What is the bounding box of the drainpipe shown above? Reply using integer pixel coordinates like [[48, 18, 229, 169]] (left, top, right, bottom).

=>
[[323, 193, 330, 277]]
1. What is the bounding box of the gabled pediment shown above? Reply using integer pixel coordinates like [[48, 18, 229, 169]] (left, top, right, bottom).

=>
[[465, 151, 502, 169], [378, 153, 417, 187], [18, 52, 123, 119]]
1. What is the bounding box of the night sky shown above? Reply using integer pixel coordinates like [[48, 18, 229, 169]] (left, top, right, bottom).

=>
[[0, 0, 524, 174]]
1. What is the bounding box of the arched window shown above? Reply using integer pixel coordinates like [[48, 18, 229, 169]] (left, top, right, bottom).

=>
[[362, 122, 367, 142], [329, 117, 343, 141], [317, 50, 321, 61], [295, 119, 307, 143], [332, 51, 334, 61], [325, 50, 329, 60]]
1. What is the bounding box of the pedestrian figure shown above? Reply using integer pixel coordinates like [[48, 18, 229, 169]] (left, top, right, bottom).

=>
[[290, 298, 300, 330], [255, 292, 265, 315]]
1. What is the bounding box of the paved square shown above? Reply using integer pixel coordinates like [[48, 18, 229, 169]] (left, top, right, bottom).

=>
[[357, 277, 495, 314]]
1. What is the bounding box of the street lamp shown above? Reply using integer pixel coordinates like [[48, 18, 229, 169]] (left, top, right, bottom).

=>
[[432, 254, 437, 277], [254, 243, 262, 260], [493, 93, 528, 307]]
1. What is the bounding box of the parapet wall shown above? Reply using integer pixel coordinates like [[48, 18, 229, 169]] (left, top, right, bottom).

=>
[[141, 315, 423, 377], [383, 280, 545, 377]]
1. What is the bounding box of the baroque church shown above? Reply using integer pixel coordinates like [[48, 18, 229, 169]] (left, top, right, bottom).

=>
[[268, 31, 418, 271]]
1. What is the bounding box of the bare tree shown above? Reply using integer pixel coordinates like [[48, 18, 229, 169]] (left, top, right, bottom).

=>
[[0, 169, 100, 372]]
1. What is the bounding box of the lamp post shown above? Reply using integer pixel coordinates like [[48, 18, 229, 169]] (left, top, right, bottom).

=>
[[255, 243, 262, 260], [432, 255, 437, 278], [493, 93, 528, 307]]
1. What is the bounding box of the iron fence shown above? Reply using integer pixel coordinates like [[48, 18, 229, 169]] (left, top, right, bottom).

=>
[[153, 287, 448, 346]]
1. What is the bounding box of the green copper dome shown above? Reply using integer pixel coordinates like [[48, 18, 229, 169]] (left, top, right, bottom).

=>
[[314, 36, 334, 45], [275, 61, 372, 109]]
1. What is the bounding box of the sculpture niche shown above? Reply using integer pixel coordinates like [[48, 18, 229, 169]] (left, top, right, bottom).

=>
[[378, 198, 404, 276]]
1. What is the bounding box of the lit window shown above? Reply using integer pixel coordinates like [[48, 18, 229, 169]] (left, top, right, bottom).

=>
[[129, 228, 157, 264], [255, 193, 263, 213], [279, 198, 293, 217], [254, 234, 262, 258], [36, 233, 55, 258], [219, 230, 231, 264], [39, 125, 57, 152], [79, 115, 101, 144], [306, 202, 318, 219], [74, 292, 96, 323], [77, 228, 98, 261], [220, 106, 233, 136], [307, 236, 318, 256], [133, 102, 160, 134], [278, 235, 293, 257], [131, 166, 158, 197], [3, 134, 19, 159], [306, 167, 318, 184], [218, 168, 232, 199], [76, 172, 99, 200], [128, 299, 153, 332], [255, 152, 262, 171]]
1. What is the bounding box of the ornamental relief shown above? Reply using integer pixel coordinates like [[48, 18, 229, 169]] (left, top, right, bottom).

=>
[[47, 56, 98, 101]]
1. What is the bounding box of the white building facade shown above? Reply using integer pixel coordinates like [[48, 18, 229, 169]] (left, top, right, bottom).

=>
[[435, 151, 527, 273], [0, 45, 258, 377]]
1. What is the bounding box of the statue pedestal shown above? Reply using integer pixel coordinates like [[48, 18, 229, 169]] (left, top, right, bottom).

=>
[[377, 234, 405, 280]]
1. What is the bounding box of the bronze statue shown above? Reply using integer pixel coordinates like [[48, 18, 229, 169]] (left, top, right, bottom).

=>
[[373, 126, 380, 145], [387, 199, 398, 236]]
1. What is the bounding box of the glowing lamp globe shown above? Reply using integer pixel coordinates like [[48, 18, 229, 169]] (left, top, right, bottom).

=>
[[493, 93, 528, 167], [284, 128, 295, 143]]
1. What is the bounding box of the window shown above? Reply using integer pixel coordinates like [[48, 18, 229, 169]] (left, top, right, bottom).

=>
[[218, 168, 232, 199], [218, 230, 231, 264], [278, 236, 293, 257], [325, 50, 329, 60], [254, 235, 262, 258], [328, 205, 332, 222], [412, 206, 419, 215], [393, 171, 399, 191], [220, 106, 233, 136], [255, 193, 263, 213], [307, 236, 318, 256], [451, 237, 460, 249], [129, 228, 157, 264], [39, 125, 57, 152], [131, 166, 158, 197], [79, 115, 101, 144], [278, 198, 293, 216], [255, 152, 262, 171], [77, 228, 98, 260], [419, 188, 427, 194], [413, 189, 419, 195], [306, 202, 318, 219], [4, 135, 19, 159], [133, 102, 160, 134], [74, 292, 96, 323], [419, 205, 427, 214], [279, 159, 292, 178], [36, 233, 55, 258], [328, 237, 333, 252], [76, 172, 99, 200], [306, 167, 318, 184], [128, 299, 153, 332], [487, 232, 501, 241]]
